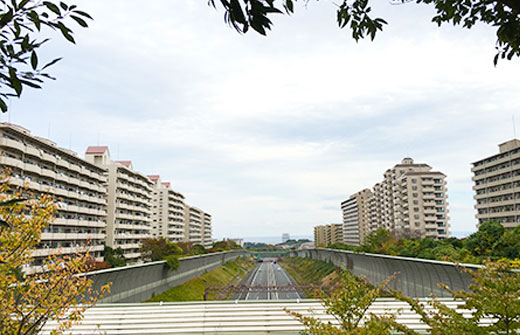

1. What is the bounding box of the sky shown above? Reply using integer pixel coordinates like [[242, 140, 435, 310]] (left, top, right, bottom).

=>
[[3, 1, 520, 241]]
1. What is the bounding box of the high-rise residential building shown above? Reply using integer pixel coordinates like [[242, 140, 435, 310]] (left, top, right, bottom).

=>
[[0, 123, 107, 273], [341, 158, 450, 244], [202, 213, 212, 248], [472, 139, 520, 229], [282, 233, 290, 243], [341, 189, 372, 246], [314, 224, 343, 247], [148, 175, 186, 242], [85, 146, 153, 263]]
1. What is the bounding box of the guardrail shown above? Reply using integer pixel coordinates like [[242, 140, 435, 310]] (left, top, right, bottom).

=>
[[289, 248, 478, 297], [84, 250, 247, 303]]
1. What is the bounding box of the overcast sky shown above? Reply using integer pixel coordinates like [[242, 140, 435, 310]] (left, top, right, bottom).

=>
[[3, 1, 520, 241]]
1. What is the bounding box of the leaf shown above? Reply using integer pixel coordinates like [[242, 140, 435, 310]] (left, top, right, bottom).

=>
[[0, 98, 7, 113], [60, 2, 68, 10], [72, 10, 93, 20], [43, 1, 61, 15], [28, 11, 41, 31], [0, 219, 9, 227], [70, 15, 88, 28], [9, 67, 22, 96], [31, 50, 38, 70]]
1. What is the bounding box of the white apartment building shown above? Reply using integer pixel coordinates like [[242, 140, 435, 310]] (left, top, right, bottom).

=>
[[472, 139, 520, 229], [0, 123, 107, 273], [85, 147, 153, 263], [341, 158, 450, 244], [148, 175, 186, 241]]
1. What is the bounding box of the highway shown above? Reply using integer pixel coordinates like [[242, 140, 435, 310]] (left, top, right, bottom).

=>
[[235, 259, 304, 300]]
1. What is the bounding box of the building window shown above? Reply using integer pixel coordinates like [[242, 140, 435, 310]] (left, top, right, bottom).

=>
[[412, 178, 417, 183], [413, 200, 418, 205], [412, 185, 418, 190], [414, 207, 419, 212], [413, 193, 418, 197]]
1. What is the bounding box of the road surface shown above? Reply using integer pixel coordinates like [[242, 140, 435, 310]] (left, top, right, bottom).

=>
[[235, 259, 304, 300]]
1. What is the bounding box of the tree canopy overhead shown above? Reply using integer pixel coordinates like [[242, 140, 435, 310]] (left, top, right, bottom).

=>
[[209, 0, 520, 65]]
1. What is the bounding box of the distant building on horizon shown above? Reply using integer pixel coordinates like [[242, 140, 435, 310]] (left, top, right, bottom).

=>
[[282, 233, 290, 243], [341, 157, 450, 246], [472, 139, 520, 229]]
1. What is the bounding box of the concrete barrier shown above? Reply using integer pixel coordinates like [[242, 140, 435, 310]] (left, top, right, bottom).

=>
[[84, 250, 247, 303], [289, 248, 479, 297]]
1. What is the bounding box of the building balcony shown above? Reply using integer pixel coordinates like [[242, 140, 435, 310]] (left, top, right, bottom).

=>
[[0, 156, 23, 169], [69, 164, 81, 173], [56, 158, 69, 169], [0, 137, 25, 152], [41, 152, 56, 164]]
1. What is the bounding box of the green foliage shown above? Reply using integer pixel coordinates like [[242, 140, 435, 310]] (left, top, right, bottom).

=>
[[164, 254, 179, 270], [290, 260, 520, 335], [139, 237, 183, 262], [211, 239, 241, 252], [103, 246, 126, 268], [209, 0, 520, 65], [289, 271, 398, 335], [0, 0, 92, 112], [327, 222, 518, 264], [393, 259, 520, 335]]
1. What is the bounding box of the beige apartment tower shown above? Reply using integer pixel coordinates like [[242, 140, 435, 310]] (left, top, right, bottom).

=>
[[314, 224, 343, 247], [376, 158, 450, 239], [0, 123, 107, 273], [472, 139, 520, 229], [341, 189, 372, 246], [148, 175, 186, 241], [85, 147, 153, 263], [341, 158, 450, 244]]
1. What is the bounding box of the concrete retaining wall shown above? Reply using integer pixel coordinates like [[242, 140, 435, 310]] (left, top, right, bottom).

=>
[[84, 250, 247, 303], [290, 248, 478, 297]]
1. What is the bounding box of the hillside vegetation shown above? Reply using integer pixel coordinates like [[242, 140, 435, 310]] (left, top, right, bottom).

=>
[[280, 256, 339, 297], [146, 257, 255, 302]]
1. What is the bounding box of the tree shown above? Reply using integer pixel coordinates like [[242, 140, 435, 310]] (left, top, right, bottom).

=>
[[0, 0, 92, 112], [464, 221, 505, 257], [209, 0, 520, 65], [291, 260, 520, 335], [139, 237, 183, 262], [288, 271, 401, 335], [103, 246, 127, 268], [0, 171, 109, 335]]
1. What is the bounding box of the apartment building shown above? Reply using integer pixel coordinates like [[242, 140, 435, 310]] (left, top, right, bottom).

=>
[[472, 139, 520, 229], [314, 224, 343, 247], [148, 175, 186, 241], [183, 205, 213, 248], [341, 189, 372, 246], [85, 147, 153, 263], [202, 213, 212, 248], [0, 123, 107, 273], [341, 158, 450, 243]]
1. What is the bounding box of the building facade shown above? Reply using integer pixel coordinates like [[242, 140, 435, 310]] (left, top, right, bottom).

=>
[[341, 158, 450, 245], [0, 123, 107, 273], [472, 139, 520, 229], [148, 175, 186, 242], [314, 223, 343, 247], [341, 189, 372, 246], [85, 147, 153, 263]]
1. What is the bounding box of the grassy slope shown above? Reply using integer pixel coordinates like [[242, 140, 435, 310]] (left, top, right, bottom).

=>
[[280, 256, 339, 296], [146, 257, 254, 302]]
